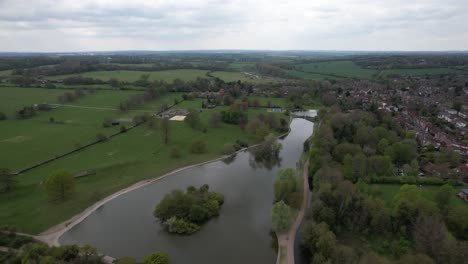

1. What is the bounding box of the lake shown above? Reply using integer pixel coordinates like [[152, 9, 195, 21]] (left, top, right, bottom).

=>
[[60, 116, 315, 263]]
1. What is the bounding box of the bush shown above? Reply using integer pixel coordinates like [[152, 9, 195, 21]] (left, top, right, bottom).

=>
[[102, 118, 113, 127], [235, 139, 249, 148], [190, 140, 207, 154], [170, 147, 181, 159], [0, 112, 6, 120], [96, 133, 108, 142], [37, 103, 52, 111], [142, 252, 172, 264], [222, 144, 236, 155]]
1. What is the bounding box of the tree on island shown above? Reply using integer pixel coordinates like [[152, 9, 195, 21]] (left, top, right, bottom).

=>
[[154, 184, 224, 235]]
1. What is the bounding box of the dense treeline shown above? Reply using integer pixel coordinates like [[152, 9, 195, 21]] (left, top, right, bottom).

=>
[[0, 57, 64, 71], [255, 62, 293, 78], [13, 60, 228, 77], [302, 106, 468, 263], [118, 86, 170, 112]]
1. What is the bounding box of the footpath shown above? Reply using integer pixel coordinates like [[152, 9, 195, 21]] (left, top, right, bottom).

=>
[[276, 160, 310, 264]]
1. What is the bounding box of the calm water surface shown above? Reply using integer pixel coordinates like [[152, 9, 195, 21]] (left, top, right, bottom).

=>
[[60, 117, 315, 264]]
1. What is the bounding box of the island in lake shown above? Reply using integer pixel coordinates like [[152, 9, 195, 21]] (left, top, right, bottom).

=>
[[154, 184, 224, 235]]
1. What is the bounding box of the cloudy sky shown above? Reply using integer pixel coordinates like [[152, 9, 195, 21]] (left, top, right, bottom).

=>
[[0, 0, 467, 52]]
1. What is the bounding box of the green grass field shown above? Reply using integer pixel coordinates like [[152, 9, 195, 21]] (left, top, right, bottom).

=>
[[0, 87, 66, 114], [371, 184, 468, 212], [227, 63, 256, 72], [0, 88, 155, 170], [47, 69, 211, 82], [0, 88, 288, 233], [0, 70, 12, 76], [288, 70, 331, 80], [211, 71, 266, 83], [295, 61, 378, 78]]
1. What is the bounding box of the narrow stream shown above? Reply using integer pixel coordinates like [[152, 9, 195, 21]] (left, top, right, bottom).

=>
[[60, 115, 315, 264]]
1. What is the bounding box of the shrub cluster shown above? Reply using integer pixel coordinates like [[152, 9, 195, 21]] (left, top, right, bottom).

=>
[[154, 185, 224, 235]]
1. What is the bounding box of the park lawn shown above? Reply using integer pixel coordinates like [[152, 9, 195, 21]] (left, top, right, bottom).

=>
[[0, 88, 167, 170], [176, 98, 205, 109], [46, 69, 210, 82], [211, 71, 266, 83], [0, 87, 67, 115], [371, 184, 468, 212], [0, 108, 268, 234], [135, 93, 186, 112], [380, 68, 457, 76], [64, 90, 142, 108], [0, 70, 12, 76], [295, 61, 378, 78], [227, 63, 256, 72]]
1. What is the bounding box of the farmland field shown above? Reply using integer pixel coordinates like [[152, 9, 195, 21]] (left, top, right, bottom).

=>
[[46, 69, 210, 82], [295, 60, 378, 78], [288, 70, 331, 80], [227, 62, 256, 72]]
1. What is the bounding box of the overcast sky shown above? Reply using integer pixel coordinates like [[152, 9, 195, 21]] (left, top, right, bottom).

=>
[[0, 0, 467, 52]]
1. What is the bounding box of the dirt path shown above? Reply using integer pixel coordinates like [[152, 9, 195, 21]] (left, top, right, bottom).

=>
[[276, 160, 310, 264]]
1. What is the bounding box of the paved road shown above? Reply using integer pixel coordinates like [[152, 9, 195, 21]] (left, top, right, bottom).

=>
[[276, 160, 310, 264]]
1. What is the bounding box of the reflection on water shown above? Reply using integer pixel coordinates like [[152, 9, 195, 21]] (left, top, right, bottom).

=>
[[60, 118, 315, 264]]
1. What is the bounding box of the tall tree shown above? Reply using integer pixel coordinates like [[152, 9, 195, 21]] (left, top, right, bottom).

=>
[[452, 101, 463, 115], [44, 170, 75, 201], [160, 118, 170, 145], [0, 168, 16, 192], [271, 201, 292, 232]]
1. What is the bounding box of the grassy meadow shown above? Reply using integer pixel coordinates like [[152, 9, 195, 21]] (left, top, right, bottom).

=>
[[47, 69, 211, 82], [295, 61, 378, 78], [371, 184, 468, 213], [0, 87, 159, 170], [0, 87, 288, 233]]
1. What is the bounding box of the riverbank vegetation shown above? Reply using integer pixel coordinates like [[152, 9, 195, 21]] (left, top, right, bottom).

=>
[[154, 184, 224, 235], [302, 104, 468, 263]]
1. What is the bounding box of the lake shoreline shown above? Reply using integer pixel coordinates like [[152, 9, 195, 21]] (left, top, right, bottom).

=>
[[35, 126, 293, 248]]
